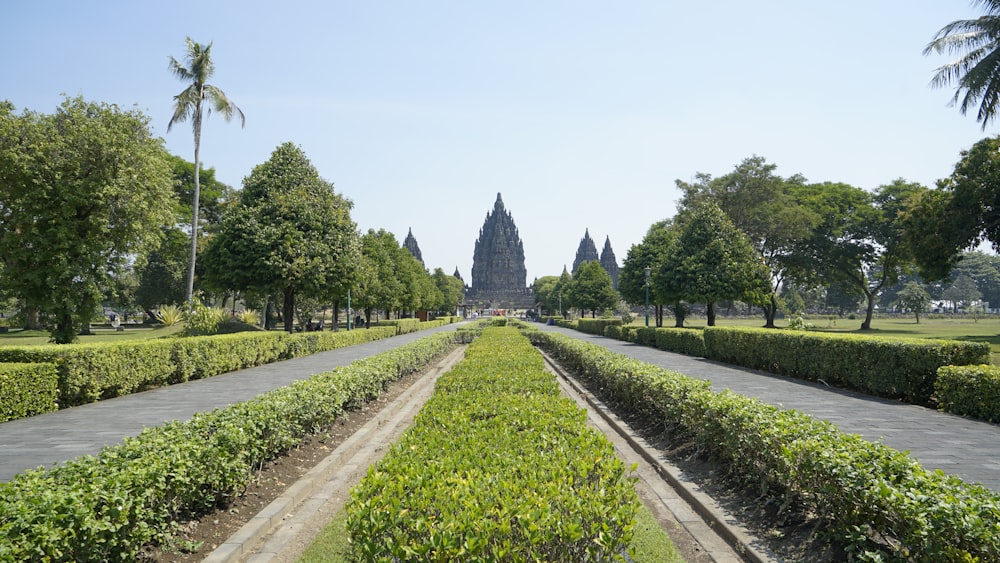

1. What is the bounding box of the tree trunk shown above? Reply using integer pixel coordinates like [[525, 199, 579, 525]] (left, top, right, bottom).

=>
[[706, 302, 717, 326], [332, 300, 339, 331], [24, 304, 42, 331], [763, 293, 778, 328], [914, 311, 921, 324], [860, 291, 876, 330], [54, 313, 76, 344], [283, 287, 295, 333], [185, 109, 203, 302]]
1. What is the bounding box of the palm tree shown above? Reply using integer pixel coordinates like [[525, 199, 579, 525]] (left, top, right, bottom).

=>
[[168, 37, 244, 302], [925, 1, 1000, 129]]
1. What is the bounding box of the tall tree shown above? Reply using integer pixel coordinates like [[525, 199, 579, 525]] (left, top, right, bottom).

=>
[[532, 275, 561, 316], [663, 203, 770, 326], [925, 1, 1000, 128], [431, 267, 465, 315], [0, 97, 174, 342], [894, 281, 932, 323], [676, 156, 819, 327], [356, 229, 404, 322], [168, 37, 244, 302], [801, 180, 926, 330], [570, 260, 618, 318], [201, 143, 359, 332], [621, 220, 681, 327]]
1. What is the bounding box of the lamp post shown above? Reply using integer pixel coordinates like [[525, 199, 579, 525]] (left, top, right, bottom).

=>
[[644, 266, 651, 327], [558, 292, 563, 318]]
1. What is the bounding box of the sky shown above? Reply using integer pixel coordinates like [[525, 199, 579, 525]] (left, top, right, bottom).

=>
[[3, 1, 992, 283]]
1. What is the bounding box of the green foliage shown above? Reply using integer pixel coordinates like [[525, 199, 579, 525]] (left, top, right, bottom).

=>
[[135, 227, 189, 311], [182, 300, 228, 336], [0, 332, 457, 561], [0, 362, 58, 422], [347, 327, 639, 561], [702, 326, 990, 406], [236, 309, 260, 326], [570, 260, 619, 317], [894, 281, 932, 323], [578, 317, 622, 336], [529, 329, 1000, 561], [653, 327, 706, 357], [154, 304, 184, 326], [936, 364, 1000, 422], [202, 142, 359, 332], [0, 96, 175, 343]]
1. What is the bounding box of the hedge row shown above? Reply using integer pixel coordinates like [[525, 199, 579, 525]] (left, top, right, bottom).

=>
[[0, 363, 58, 422], [528, 328, 1000, 561], [378, 317, 459, 335], [575, 318, 622, 336], [346, 326, 639, 561], [701, 326, 990, 406], [0, 326, 400, 413], [936, 364, 1000, 423], [599, 324, 990, 407], [0, 331, 458, 562]]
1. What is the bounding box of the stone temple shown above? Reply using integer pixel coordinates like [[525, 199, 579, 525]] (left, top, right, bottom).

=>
[[467, 193, 533, 308]]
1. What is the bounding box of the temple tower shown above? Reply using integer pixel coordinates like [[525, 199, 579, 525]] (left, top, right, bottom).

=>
[[403, 227, 423, 265], [600, 235, 620, 289], [468, 193, 531, 307], [572, 229, 600, 274]]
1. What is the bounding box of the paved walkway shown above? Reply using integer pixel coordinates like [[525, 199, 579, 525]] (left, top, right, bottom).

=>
[[0, 324, 464, 482], [536, 324, 1000, 493], [4, 322, 999, 495]]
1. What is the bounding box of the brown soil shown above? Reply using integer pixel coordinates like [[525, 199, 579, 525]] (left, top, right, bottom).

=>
[[145, 361, 844, 563]]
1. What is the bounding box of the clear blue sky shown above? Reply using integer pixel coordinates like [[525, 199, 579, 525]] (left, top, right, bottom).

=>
[[3, 1, 990, 283]]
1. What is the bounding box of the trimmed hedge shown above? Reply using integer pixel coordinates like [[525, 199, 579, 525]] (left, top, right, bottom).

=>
[[0, 363, 59, 422], [0, 332, 458, 562], [528, 327, 1000, 561], [702, 326, 991, 406], [936, 364, 1000, 423], [576, 318, 622, 336], [0, 325, 411, 415], [347, 326, 638, 561], [653, 327, 706, 357]]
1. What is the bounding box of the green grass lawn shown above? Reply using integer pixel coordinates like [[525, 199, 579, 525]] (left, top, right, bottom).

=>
[[0, 323, 185, 346], [298, 501, 683, 563]]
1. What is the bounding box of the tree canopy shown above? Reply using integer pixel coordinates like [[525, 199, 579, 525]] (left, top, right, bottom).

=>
[[202, 142, 359, 332], [0, 97, 175, 342]]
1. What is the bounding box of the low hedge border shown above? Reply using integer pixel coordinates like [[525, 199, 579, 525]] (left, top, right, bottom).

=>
[[527, 327, 1000, 561], [0, 331, 458, 562], [576, 318, 622, 335], [0, 324, 424, 415], [0, 362, 58, 422], [936, 364, 1000, 422], [346, 326, 639, 561], [702, 326, 990, 406]]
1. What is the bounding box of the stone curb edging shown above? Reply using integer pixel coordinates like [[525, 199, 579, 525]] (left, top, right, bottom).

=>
[[202, 346, 466, 563]]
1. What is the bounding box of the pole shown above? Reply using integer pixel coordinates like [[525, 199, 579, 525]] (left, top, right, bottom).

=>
[[347, 289, 351, 330], [644, 266, 651, 327]]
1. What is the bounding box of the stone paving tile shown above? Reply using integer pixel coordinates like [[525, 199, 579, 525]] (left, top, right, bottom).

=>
[[538, 325, 1000, 494]]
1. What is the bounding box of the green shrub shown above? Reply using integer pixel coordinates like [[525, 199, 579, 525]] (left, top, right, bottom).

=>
[[154, 304, 184, 326], [0, 363, 59, 422], [577, 318, 622, 335], [529, 329, 1000, 561], [936, 364, 1000, 423], [347, 327, 639, 561], [236, 309, 260, 326], [0, 332, 458, 561], [702, 326, 990, 406], [183, 302, 228, 336], [653, 327, 705, 357]]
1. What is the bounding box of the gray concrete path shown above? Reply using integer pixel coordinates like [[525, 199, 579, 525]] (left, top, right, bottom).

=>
[[0, 324, 463, 482], [537, 324, 1000, 493]]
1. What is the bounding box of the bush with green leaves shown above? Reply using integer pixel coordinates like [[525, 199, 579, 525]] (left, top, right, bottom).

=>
[[182, 301, 228, 336], [702, 326, 990, 406], [347, 326, 639, 561], [235, 309, 260, 326], [0, 362, 58, 422], [528, 327, 1000, 561], [0, 332, 458, 561], [936, 364, 1000, 422], [153, 304, 184, 326], [577, 317, 622, 336]]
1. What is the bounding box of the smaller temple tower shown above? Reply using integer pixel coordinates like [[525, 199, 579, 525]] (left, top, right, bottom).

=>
[[403, 227, 423, 265], [600, 236, 620, 289]]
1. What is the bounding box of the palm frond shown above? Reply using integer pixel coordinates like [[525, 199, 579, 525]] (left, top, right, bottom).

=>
[[204, 85, 246, 127]]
